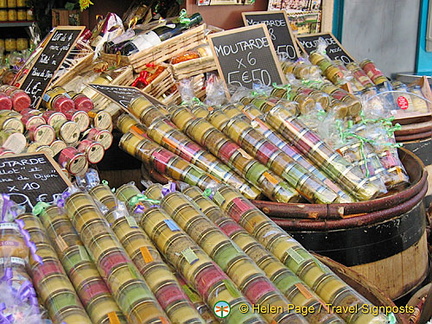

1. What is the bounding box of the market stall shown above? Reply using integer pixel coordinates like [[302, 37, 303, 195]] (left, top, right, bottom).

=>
[[0, 2, 430, 323]]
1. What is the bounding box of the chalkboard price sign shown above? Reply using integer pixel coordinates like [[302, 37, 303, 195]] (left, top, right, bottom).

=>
[[242, 11, 300, 61], [208, 24, 286, 92], [19, 26, 85, 108], [0, 152, 72, 212], [89, 84, 164, 108], [296, 32, 356, 64]]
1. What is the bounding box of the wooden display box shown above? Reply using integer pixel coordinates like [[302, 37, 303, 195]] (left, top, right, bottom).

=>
[[52, 9, 90, 27], [170, 56, 217, 81]]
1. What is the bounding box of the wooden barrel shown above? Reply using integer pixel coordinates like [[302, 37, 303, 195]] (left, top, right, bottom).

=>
[[317, 254, 410, 324], [265, 149, 429, 300], [395, 118, 432, 208]]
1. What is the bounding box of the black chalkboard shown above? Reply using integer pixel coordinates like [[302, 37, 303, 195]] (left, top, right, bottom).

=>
[[242, 11, 300, 61], [208, 24, 286, 92], [19, 26, 85, 108], [296, 32, 356, 64], [89, 84, 164, 108], [0, 152, 72, 212]]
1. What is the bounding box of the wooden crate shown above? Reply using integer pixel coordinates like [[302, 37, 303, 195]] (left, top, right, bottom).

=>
[[170, 56, 217, 81], [52, 9, 90, 27], [142, 67, 176, 100], [100, 24, 208, 73]]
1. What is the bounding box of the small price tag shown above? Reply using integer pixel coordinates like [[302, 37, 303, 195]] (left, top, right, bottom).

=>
[[287, 247, 304, 264], [182, 247, 198, 264], [140, 246, 154, 263], [108, 312, 121, 324], [164, 219, 180, 232], [396, 96, 409, 110]]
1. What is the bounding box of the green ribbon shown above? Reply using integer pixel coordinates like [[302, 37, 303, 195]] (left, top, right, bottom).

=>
[[202, 188, 212, 197], [386, 123, 402, 137], [387, 313, 396, 324], [128, 194, 160, 207], [181, 97, 203, 106], [191, 97, 203, 105], [178, 9, 191, 25], [300, 79, 323, 88], [32, 202, 50, 216], [272, 83, 292, 99], [336, 120, 374, 177]]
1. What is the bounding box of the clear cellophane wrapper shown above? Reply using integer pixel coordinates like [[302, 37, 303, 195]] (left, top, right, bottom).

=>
[[136, 193, 266, 324], [355, 123, 410, 189], [265, 104, 383, 201], [167, 105, 300, 203], [0, 205, 42, 324], [38, 205, 127, 324], [213, 107, 340, 204], [315, 117, 389, 195], [181, 185, 347, 324], [16, 212, 92, 324], [119, 131, 220, 191], [238, 104, 355, 203], [86, 187, 207, 324], [157, 186, 308, 324], [145, 112, 262, 200], [63, 191, 169, 323], [212, 184, 388, 324]]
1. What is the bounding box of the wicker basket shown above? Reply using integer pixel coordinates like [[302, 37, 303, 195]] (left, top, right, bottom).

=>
[[170, 56, 217, 81], [51, 46, 94, 88], [141, 73, 205, 106], [100, 24, 208, 73]]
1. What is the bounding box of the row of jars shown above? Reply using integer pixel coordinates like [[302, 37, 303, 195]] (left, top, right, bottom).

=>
[[0, 37, 29, 52], [0, 8, 33, 22]]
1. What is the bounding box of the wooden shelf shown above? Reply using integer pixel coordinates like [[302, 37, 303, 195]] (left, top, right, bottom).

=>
[[0, 21, 34, 27]]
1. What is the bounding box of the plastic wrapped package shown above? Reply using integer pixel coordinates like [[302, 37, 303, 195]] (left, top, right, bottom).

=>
[[168, 105, 301, 203], [0, 197, 42, 324], [39, 205, 126, 324], [138, 202, 266, 324], [354, 123, 410, 189], [223, 103, 355, 203], [174, 273, 218, 323], [212, 184, 388, 324], [265, 105, 383, 201], [119, 131, 220, 191], [182, 186, 346, 324], [210, 107, 341, 204], [145, 116, 262, 200], [16, 213, 92, 324], [128, 96, 171, 127], [158, 188, 309, 323], [86, 187, 207, 324], [64, 191, 169, 324]]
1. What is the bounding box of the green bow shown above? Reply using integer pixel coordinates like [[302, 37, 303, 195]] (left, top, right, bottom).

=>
[[32, 202, 50, 216], [128, 194, 160, 206], [179, 9, 191, 25], [202, 188, 212, 197]]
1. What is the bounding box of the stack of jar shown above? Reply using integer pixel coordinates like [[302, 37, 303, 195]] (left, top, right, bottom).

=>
[[0, 85, 113, 177], [0, 0, 33, 22], [0, 0, 32, 52]]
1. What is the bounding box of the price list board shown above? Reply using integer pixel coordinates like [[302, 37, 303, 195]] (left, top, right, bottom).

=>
[[19, 26, 85, 108], [296, 32, 356, 64], [208, 24, 286, 93], [0, 152, 72, 212], [242, 11, 300, 61]]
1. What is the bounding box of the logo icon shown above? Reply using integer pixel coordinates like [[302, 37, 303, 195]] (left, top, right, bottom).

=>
[[213, 301, 231, 318]]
